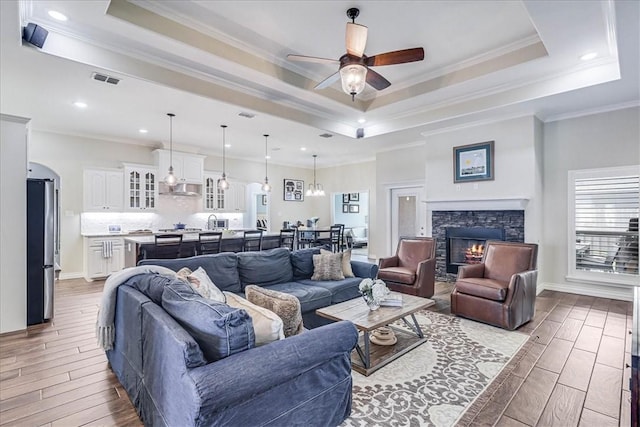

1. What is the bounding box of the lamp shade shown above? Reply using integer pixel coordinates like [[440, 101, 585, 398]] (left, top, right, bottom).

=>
[[340, 63, 367, 98]]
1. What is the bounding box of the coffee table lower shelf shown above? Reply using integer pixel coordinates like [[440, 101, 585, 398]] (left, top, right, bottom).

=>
[[351, 326, 427, 376]]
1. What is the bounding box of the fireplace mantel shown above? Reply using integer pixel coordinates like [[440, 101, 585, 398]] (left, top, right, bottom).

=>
[[424, 197, 529, 211]]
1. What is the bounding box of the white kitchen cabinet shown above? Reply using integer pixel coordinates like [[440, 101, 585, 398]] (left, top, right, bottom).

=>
[[154, 149, 205, 184], [83, 169, 124, 211], [123, 164, 157, 211], [203, 172, 246, 212], [83, 236, 124, 281]]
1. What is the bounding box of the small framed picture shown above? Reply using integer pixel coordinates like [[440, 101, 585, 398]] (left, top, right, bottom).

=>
[[261, 194, 268, 205], [453, 141, 494, 183], [283, 179, 304, 201], [342, 203, 349, 213], [349, 193, 359, 201], [349, 204, 360, 213], [342, 193, 349, 203]]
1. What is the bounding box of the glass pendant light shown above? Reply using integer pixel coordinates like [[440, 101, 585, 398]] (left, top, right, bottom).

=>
[[217, 125, 229, 190], [340, 63, 368, 101], [305, 154, 325, 197], [261, 134, 271, 192], [164, 113, 178, 187]]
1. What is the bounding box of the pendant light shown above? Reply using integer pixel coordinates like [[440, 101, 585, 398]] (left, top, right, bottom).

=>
[[261, 134, 271, 192], [217, 125, 229, 190], [305, 154, 325, 197], [164, 113, 178, 187]]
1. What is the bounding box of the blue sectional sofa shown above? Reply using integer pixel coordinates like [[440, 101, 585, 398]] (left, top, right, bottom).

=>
[[139, 247, 378, 328], [106, 248, 377, 426]]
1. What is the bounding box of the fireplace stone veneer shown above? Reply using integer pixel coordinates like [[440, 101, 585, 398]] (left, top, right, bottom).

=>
[[432, 210, 524, 281]]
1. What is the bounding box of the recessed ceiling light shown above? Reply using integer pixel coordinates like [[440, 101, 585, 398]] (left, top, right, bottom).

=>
[[300, 147, 307, 151], [73, 101, 87, 109], [48, 10, 68, 21], [358, 118, 366, 124], [225, 144, 231, 148], [139, 129, 148, 134], [580, 52, 597, 61], [265, 155, 271, 159]]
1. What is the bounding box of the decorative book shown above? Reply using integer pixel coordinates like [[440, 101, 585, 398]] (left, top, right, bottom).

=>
[[379, 294, 403, 307]]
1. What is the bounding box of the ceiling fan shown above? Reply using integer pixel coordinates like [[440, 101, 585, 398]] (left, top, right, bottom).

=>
[[287, 8, 424, 101]]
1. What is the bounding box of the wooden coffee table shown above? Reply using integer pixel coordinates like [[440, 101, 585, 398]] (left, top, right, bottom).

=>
[[316, 292, 435, 376]]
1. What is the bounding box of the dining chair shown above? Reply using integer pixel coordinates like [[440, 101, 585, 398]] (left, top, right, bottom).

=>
[[242, 230, 263, 252], [279, 229, 296, 251], [149, 233, 183, 259], [198, 231, 223, 255]]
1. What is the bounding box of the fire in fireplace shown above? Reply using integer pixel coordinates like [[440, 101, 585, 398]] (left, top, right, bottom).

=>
[[445, 227, 505, 273]]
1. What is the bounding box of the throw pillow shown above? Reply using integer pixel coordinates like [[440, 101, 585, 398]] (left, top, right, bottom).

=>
[[176, 267, 192, 281], [311, 252, 345, 281], [245, 285, 303, 337], [162, 281, 254, 362], [224, 292, 284, 346], [320, 248, 354, 278], [186, 267, 226, 303]]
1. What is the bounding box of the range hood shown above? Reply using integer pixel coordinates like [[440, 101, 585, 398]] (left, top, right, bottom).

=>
[[159, 182, 202, 196]]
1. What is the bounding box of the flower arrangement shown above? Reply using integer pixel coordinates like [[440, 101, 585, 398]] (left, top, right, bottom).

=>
[[359, 278, 390, 310]]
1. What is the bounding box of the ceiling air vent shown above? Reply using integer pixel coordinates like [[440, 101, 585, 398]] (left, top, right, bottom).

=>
[[319, 133, 333, 138], [91, 72, 120, 85], [238, 112, 255, 119]]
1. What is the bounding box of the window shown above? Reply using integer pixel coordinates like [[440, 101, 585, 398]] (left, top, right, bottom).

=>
[[568, 166, 639, 285]]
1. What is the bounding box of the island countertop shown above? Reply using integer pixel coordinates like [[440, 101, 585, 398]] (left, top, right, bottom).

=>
[[123, 231, 280, 244]]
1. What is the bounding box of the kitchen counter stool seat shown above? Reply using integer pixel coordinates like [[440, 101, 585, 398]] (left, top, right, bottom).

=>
[[198, 231, 223, 255]]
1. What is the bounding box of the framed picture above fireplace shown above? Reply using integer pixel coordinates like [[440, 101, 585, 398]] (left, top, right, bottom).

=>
[[453, 140, 494, 183]]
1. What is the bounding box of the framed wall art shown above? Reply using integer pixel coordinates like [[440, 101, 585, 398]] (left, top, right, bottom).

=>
[[342, 203, 349, 213], [349, 204, 360, 213], [349, 193, 359, 201], [283, 179, 304, 201], [453, 140, 494, 183], [342, 193, 350, 203]]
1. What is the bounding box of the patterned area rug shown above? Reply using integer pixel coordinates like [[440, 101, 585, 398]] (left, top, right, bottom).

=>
[[342, 310, 528, 427]]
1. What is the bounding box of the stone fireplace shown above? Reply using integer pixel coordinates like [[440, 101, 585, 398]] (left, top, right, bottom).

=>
[[432, 209, 525, 281]]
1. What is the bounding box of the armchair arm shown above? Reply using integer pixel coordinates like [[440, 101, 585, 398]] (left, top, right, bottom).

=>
[[458, 263, 485, 279], [378, 255, 399, 269], [189, 320, 358, 411], [505, 270, 538, 303], [414, 257, 436, 298]]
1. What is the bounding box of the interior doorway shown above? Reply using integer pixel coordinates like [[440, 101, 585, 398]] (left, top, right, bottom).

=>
[[390, 186, 425, 252], [247, 183, 269, 231]]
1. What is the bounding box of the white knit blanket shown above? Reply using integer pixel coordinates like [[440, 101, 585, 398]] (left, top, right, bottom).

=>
[[96, 265, 177, 351]]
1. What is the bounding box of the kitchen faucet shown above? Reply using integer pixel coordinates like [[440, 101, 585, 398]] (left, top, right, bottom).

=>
[[207, 214, 218, 230]]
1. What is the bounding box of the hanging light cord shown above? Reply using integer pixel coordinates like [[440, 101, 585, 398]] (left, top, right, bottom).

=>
[[168, 113, 175, 168], [313, 155, 317, 188], [264, 134, 269, 180], [221, 125, 227, 176]]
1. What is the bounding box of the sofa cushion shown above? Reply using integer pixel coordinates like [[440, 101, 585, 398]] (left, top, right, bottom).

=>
[[237, 248, 293, 289], [311, 252, 345, 281], [291, 247, 321, 280], [139, 252, 241, 293], [161, 281, 254, 362], [245, 285, 303, 337], [262, 282, 333, 314], [378, 266, 416, 285], [297, 277, 362, 304], [321, 248, 354, 278], [224, 292, 284, 346], [455, 277, 509, 301]]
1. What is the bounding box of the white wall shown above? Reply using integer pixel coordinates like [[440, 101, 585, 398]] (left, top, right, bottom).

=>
[[541, 106, 640, 299], [1, 114, 29, 333]]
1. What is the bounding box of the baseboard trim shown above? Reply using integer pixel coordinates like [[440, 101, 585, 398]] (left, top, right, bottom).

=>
[[58, 272, 84, 281], [539, 281, 633, 302]]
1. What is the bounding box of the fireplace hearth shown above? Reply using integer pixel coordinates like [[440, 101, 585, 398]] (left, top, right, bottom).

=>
[[432, 210, 524, 281], [445, 227, 506, 274]]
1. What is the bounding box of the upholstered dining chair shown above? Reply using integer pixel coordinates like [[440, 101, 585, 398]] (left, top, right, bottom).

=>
[[377, 237, 436, 298], [450, 240, 538, 330]]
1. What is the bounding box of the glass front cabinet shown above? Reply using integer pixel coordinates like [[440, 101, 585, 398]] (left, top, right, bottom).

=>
[[123, 164, 157, 211]]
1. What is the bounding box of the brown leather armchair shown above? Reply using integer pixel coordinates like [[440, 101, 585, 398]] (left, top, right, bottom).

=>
[[451, 240, 538, 330], [377, 237, 436, 298]]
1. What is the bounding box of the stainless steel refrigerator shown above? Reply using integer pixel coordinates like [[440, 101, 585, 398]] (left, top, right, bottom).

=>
[[26, 177, 56, 325]]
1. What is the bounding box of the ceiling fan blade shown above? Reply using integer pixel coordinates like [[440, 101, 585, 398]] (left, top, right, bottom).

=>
[[314, 71, 341, 90], [366, 69, 391, 90], [345, 22, 368, 57], [287, 54, 339, 65], [366, 48, 425, 67]]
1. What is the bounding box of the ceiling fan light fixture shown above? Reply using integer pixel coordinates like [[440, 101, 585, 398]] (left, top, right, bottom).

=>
[[340, 63, 367, 101]]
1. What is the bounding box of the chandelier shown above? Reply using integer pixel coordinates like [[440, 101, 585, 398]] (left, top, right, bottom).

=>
[[306, 154, 325, 197]]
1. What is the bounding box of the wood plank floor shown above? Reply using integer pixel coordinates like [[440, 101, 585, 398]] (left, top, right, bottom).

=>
[[0, 279, 634, 426]]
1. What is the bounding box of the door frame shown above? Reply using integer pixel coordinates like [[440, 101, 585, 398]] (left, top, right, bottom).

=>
[[385, 181, 426, 255]]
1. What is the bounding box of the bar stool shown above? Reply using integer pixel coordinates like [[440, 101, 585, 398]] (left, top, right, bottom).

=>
[[150, 233, 183, 259], [279, 229, 296, 251], [198, 231, 223, 255], [242, 230, 263, 252]]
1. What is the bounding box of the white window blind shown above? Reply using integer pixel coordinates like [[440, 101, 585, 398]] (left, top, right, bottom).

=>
[[569, 166, 639, 284]]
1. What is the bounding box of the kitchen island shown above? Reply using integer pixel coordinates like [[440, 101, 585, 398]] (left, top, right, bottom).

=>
[[123, 231, 281, 267]]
